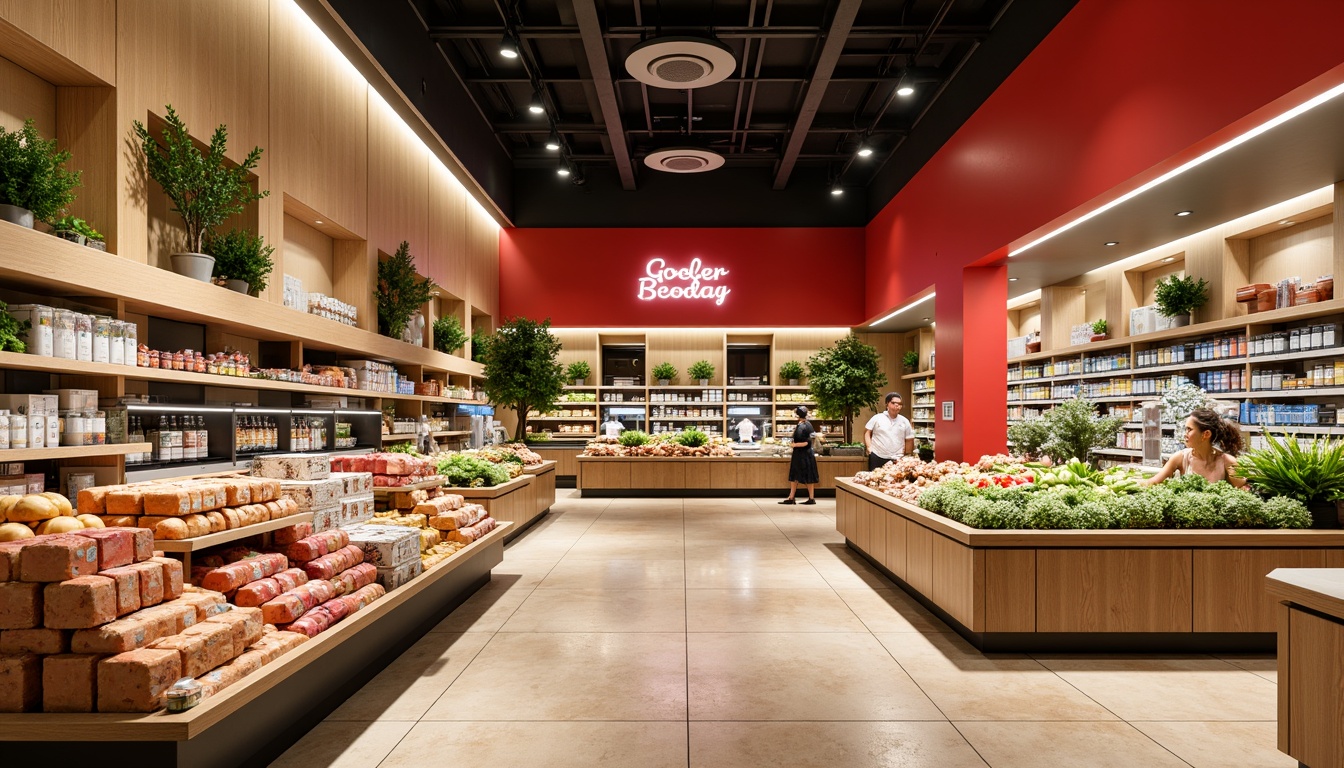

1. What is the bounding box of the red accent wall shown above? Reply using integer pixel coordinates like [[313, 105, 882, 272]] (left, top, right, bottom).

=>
[[863, 0, 1344, 459], [499, 227, 865, 327]]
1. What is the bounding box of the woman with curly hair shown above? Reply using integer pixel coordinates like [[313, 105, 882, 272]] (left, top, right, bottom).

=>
[[1143, 406, 1247, 488]]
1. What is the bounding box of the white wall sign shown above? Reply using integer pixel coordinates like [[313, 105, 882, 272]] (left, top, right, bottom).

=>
[[637, 257, 732, 306], [941, 401, 954, 421]]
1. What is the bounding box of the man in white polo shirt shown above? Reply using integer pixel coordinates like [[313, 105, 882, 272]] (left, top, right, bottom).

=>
[[863, 392, 915, 471]]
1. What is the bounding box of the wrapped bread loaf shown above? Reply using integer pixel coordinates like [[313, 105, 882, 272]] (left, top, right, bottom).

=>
[[199, 553, 287, 593], [341, 583, 386, 614], [427, 504, 488, 531], [302, 545, 363, 581], [412, 494, 466, 517], [260, 593, 306, 625], [96, 648, 181, 712], [331, 563, 377, 596], [204, 607, 264, 656], [272, 567, 309, 592], [233, 578, 282, 608], [77, 485, 129, 515], [285, 530, 350, 563], [272, 522, 314, 546], [445, 516, 497, 544]]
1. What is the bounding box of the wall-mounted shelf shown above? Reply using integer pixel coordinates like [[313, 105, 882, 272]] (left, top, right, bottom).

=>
[[0, 443, 143, 462]]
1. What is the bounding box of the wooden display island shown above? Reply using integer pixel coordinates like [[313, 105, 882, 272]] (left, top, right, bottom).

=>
[[0, 523, 509, 767], [577, 455, 867, 497], [837, 478, 1344, 652], [450, 471, 544, 542], [1267, 568, 1344, 768]]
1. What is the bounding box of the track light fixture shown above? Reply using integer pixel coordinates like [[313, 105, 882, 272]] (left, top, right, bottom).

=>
[[830, 185, 844, 196], [499, 31, 520, 59], [556, 163, 571, 177], [528, 92, 545, 115], [856, 143, 873, 158], [544, 131, 561, 151], [895, 70, 915, 97]]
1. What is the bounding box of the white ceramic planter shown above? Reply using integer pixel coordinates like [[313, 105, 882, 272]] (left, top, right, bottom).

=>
[[0, 204, 34, 228], [170, 252, 215, 282], [224, 279, 250, 294]]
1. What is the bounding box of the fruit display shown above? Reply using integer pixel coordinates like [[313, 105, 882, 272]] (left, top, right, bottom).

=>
[[850, 457, 967, 502]]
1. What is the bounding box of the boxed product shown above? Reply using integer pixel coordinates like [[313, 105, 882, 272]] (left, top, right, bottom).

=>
[[310, 504, 340, 533], [1068, 323, 1093, 346], [345, 525, 420, 568], [330, 472, 373, 496], [374, 560, 423, 591], [251, 454, 330, 481], [42, 389, 99, 412], [337, 494, 375, 527], [277, 478, 342, 511], [1129, 305, 1158, 337], [0, 394, 57, 417]]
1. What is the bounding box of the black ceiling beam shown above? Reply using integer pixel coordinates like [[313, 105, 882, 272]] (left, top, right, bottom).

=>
[[773, 0, 864, 190], [495, 122, 910, 136], [570, 0, 636, 189], [466, 73, 918, 85], [429, 25, 991, 40]]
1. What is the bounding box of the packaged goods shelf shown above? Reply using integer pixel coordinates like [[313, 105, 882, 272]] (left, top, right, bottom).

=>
[[0, 443, 142, 461], [153, 512, 317, 553]]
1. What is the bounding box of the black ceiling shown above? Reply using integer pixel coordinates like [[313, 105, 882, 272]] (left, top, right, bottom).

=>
[[328, 0, 1077, 227]]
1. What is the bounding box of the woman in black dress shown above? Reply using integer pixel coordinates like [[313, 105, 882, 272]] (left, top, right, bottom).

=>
[[781, 405, 819, 504]]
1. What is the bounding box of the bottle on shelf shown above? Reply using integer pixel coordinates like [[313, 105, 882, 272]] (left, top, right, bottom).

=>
[[196, 415, 209, 460]]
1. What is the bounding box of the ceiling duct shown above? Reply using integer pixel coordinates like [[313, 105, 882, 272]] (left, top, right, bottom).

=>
[[644, 147, 725, 174], [624, 36, 736, 89]]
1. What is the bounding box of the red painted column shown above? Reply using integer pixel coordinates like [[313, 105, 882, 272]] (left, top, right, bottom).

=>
[[934, 261, 1008, 462]]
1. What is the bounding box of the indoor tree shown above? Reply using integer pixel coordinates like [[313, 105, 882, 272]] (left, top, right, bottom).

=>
[[0, 118, 81, 226], [376, 240, 437, 339], [806, 333, 888, 443], [479, 317, 566, 440]]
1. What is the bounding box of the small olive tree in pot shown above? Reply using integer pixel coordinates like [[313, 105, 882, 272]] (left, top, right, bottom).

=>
[[376, 241, 437, 340], [778, 360, 804, 386], [479, 317, 566, 440], [807, 333, 888, 443], [134, 105, 268, 282], [565, 360, 591, 386], [688, 360, 715, 386]]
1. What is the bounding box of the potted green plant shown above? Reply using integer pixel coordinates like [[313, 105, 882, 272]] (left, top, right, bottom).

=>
[[901, 350, 919, 373], [652, 362, 677, 386], [206, 228, 274, 296], [133, 105, 268, 282], [832, 441, 865, 457], [916, 440, 935, 462], [470, 326, 489, 363], [1089, 319, 1108, 342], [688, 360, 715, 386], [376, 240, 437, 340], [779, 360, 804, 386], [432, 315, 468, 355], [1153, 273, 1210, 326], [0, 119, 81, 229], [807, 333, 889, 443], [565, 360, 591, 386], [479, 317, 565, 440], [1237, 432, 1344, 528], [52, 216, 105, 251]]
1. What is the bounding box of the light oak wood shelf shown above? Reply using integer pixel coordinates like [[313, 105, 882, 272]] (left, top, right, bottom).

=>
[[0, 443, 142, 461], [154, 512, 315, 553]]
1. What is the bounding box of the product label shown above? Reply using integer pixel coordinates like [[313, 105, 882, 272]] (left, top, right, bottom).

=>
[[637, 258, 731, 306]]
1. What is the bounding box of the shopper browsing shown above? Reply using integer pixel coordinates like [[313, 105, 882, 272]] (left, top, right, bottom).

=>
[[863, 392, 916, 471], [780, 405, 819, 505], [1142, 407, 1247, 488]]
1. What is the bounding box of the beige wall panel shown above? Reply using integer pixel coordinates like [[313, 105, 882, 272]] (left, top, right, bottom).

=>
[[0, 55, 54, 133], [367, 92, 428, 261], [427, 160, 468, 298], [1192, 548, 1329, 633], [984, 549, 1036, 632], [58, 86, 119, 255], [905, 522, 933, 596], [1036, 549, 1193, 633], [0, 0, 115, 85], [117, 0, 270, 266], [553, 330, 599, 371], [466, 202, 499, 317], [332, 239, 375, 332], [269, 0, 367, 238], [647, 329, 728, 385], [1248, 215, 1333, 288], [283, 214, 335, 297], [1288, 610, 1344, 767], [931, 534, 980, 631]]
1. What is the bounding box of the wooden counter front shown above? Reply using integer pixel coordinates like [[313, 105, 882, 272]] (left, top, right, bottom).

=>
[[837, 479, 1344, 651], [528, 460, 557, 518], [1267, 569, 1344, 767], [576, 455, 867, 496], [452, 473, 542, 541]]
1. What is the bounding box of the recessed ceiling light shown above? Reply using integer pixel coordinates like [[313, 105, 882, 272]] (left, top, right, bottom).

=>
[[1081, 290, 1087, 295], [896, 85, 915, 97], [1161, 256, 1176, 263], [1175, 210, 1193, 217], [314, 220, 323, 225], [922, 317, 930, 321], [1105, 241, 1118, 246], [1008, 277, 1018, 282], [1280, 220, 1295, 226]]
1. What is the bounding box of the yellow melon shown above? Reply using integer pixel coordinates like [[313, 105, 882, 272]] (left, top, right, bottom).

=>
[[0, 522, 35, 541], [36, 516, 85, 535], [76, 514, 105, 529]]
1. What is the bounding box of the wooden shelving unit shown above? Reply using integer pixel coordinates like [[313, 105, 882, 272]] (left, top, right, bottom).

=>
[[0, 443, 142, 461]]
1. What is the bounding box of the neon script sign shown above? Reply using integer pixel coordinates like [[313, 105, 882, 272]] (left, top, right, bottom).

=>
[[637, 258, 731, 306]]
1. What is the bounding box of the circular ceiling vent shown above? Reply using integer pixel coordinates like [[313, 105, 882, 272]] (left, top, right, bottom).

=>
[[644, 147, 725, 174], [625, 36, 736, 89]]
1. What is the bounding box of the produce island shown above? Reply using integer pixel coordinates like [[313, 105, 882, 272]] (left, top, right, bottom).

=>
[[837, 455, 1344, 652]]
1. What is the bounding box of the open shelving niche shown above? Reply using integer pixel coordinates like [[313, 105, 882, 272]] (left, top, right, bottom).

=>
[[1006, 185, 1344, 463]]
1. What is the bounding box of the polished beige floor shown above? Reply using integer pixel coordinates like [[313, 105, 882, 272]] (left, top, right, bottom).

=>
[[273, 491, 1291, 767]]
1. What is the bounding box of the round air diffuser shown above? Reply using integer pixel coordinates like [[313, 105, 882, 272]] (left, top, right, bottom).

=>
[[644, 147, 725, 174], [625, 36, 736, 89]]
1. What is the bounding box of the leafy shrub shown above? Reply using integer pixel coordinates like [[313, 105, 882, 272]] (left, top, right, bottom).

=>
[[565, 360, 591, 382], [1154, 273, 1210, 318], [652, 363, 677, 381], [0, 300, 29, 353], [673, 429, 709, 448], [0, 118, 81, 223], [386, 441, 419, 455], [1236, 431, 1344, 504], [53, 215, 103, 241], [688, 360, 715, 381], [436, 453, 510, 487], [1007, 417, 1051, 459], [207, 228, 274, 295], [433, 315, 468, 354], [779, 360, 805, 381], [376, 241, 437, 339], [618, 430, 650, 447]]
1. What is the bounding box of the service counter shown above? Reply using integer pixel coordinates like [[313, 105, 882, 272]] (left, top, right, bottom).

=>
[[836, 478, 1344, 652], [577, 455, 866, 497], [1267, 568, 1344, 768], [531, 444, 585, 486]]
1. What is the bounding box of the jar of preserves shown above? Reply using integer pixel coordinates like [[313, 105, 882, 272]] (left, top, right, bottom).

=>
[[148, 349, 161, 368], [173, 350, 186, 371]]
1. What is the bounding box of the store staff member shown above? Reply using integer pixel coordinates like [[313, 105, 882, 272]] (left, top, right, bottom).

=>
[[600, 416, 625, 439], [863, 392, 915, 471], [735, 417, 757, 443]]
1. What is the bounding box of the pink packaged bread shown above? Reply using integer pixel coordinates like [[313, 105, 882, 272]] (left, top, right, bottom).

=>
[[74, 529, 137, 570], [288, 580, 336, 611], [446, 516, 497, 544], [200, 553, 287, 593], [272, 522, 313, 546], [280, 607, 332, 638], [272, 568, 308, 592], [42, 653, 99, 712], [302, 545, 363, 581], [196, 650, 262, 698], [43, 576, 118, 629], [413, 494, 465, 517], [244, 630, 307, 664], [317, 596, 350, 623], [0, 582, 43, 629], [174, 591, 228, 621], [342, 583, 386, 615], [20, 535, 100, 582], [427, 504, 488, 531], [261, 593, 306, 625], [285, 529, 350, 563], [0, 627, 68, 655], [332, 562, 377, 596], [232, 578, 282, 608], [96, 648, 181, 712]]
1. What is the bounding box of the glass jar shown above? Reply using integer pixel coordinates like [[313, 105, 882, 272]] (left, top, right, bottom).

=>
[[108, 320, 125, 365], [92, 316, 113, 364], [0, 410, 8, 450], [74, 313, 93, 361], [148, 348, 161, 368], [9, 413, 26, 449], [122, 322, 139, 367], [19, 305, 54, 357], [91, 412, 106, 445], [194, 352, 205, 373], [173, 351, 186, 371], [53, 309, 76, 359]]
